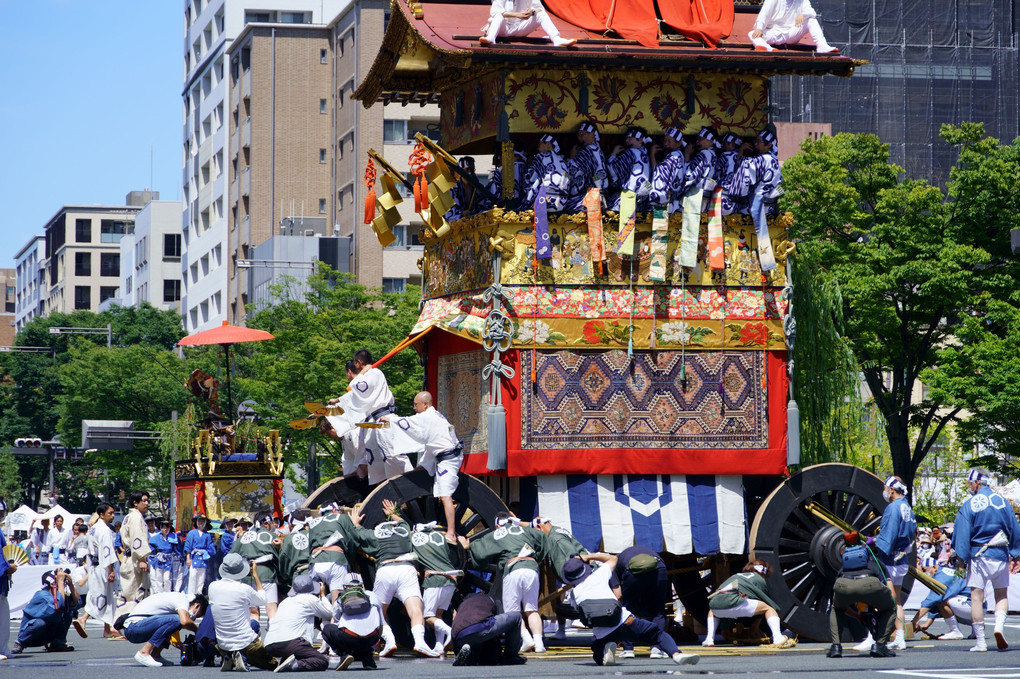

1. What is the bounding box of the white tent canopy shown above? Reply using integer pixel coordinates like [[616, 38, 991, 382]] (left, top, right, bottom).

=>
[[39, 503, 88, 525], [4, 504, 43, 533]]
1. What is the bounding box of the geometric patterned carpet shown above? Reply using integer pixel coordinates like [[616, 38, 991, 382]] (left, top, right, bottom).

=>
[[520, 349, 767, 450], [437, 350, 489, 454]]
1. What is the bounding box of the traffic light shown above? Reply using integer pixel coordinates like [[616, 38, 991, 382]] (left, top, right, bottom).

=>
[[371, 173, 401, 247], [14, 437, 42, 447], [421, 156, 455, 238]]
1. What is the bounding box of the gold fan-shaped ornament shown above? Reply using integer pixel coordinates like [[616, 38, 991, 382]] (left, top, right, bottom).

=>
[[289, 401, 343, 430], [3, 543, 30, 566]]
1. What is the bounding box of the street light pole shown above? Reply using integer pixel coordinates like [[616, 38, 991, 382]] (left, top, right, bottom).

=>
[[48, 324, 113, 348]]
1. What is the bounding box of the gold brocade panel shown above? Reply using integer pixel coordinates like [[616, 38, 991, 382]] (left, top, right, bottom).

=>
[[505, 70, 768, 139], [420, 212, 792, 299], [203, 478, 278, 521], [439, 70, 768, 150]]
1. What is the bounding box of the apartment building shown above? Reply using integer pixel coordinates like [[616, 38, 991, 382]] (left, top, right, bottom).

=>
[[181, 0, 347, 332], [0, 269, 14, 347], [119, 200, 185, 312], [14, 235, 46, 332], [41, 203, 139, 315]]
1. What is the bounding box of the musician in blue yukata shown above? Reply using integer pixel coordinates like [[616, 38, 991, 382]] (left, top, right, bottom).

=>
[[951, 468, 1020, 652], [862, 475, 915, 652], [736, 128, 782, 272], [185, 514, 216, 596], [487, 147, 528, 205], [566, 121, 608, 211], [606, 127, 652, 212], [524, 134, 571, 212], [446, 156, 492, 221], [649, 127, 687, 214], [716, 132, 748, 215], [148, 519, 178, 595], [675, 127, 717, 268]]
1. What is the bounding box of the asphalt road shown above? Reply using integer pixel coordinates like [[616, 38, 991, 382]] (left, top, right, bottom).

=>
[[7, 618, 1020, 679]]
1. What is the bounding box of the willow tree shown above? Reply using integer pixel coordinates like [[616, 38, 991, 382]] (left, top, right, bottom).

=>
[[780, 124, 1020, 492]]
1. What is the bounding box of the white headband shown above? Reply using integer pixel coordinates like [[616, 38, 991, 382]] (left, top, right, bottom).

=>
[[495, 515, 513, 527], [414, 521, 438, 532], [753, 564, 767, 575], [968, 469, 990, 485], [530, 516, 551, 528], [884, 476, 907, 494]]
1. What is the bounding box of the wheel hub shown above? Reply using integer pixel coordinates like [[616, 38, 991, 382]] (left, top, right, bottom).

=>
[[809, 524, 846, 580]]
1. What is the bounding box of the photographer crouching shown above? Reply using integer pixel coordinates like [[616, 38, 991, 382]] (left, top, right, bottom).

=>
[[11, 569, 79, 654]]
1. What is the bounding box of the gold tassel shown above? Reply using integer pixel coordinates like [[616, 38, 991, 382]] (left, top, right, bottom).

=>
[[502, 141, 514, 201]]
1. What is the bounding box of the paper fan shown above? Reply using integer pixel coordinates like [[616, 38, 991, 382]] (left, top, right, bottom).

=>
[[3, 543, 29, 566]]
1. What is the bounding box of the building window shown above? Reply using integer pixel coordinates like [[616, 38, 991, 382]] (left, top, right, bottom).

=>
[[319, 148, 327, 163], [318, 199, 326, 213], [74, 252, 91, 276], [100, 219, 128, 243], [408, 121, 442, 142], [164, 233, 182, 259], [99, 286, 118, 303], [382, 278, 406, 294], [163, 279, 182, 303], [74, 285, 91, 310], [383, 119, 407, 143], [280, 11, 309, 23], [100, 252, 120, 277], [245, 11, 272, 23], [75, 218, 91, 243], [320, 99, 327, 114], [320, 48, 327, 64]]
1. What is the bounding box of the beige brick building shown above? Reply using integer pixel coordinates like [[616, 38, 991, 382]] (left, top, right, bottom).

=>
[[224, 3, 434, 323], [0, 268, 15, 347], [41, 204, 140, 316]]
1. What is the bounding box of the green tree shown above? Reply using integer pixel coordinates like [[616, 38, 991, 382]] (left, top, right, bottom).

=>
[[57, 342, 189, 512], [0, 305, 187, 510], [781, 124, 1020, 492], [237, 266, 424, 492]]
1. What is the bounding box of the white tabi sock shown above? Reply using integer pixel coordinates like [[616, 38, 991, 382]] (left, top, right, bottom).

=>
[[995, 611, 1007, 633], [973, 622, 985, 640], [766, 615, 784, 644], [704, 614, 717, 641], [382, 624, 396, 646], [411, 624, 428, 647], [893, 629, 905, 644], [433, 619, 451, 648], [946, 616, 961, 634]]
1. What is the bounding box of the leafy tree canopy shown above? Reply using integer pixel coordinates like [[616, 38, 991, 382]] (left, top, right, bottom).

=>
[[782, 123, 1020, 491]]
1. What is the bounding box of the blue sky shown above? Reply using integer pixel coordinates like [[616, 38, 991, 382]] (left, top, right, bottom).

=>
[[0, 0, 182, 267]]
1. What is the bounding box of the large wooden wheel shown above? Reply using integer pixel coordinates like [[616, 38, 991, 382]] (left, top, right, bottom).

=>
[[304, 469, 508, 648], [750, 463, 914, 641]]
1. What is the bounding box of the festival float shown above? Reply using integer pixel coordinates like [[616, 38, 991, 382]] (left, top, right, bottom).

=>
[[304, 0, 924, 640]]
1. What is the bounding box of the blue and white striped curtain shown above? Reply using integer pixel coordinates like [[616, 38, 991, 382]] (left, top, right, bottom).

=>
[[536, 474, 747, 555]]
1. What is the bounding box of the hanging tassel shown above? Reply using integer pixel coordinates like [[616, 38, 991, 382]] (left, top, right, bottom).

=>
[[363, 158, 377, 225], [408, 142, 431, 214], [502, 141, 514, 201], [486, 404, 507, 471]]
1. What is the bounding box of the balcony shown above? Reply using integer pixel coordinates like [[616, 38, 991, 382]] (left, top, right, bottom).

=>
[[231, 128, 238, 155], [199, 136, 213, 166], [242, 70, 251, 99], [241, 216, 251, 247], [241, 167, 250, 197], [231, 178, 239, 205], [242, 117, 251, 148], [199, 181, 212, 208]]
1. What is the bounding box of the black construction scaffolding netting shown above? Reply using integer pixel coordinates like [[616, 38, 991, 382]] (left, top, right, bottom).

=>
[[767, 0, 1019, 185]]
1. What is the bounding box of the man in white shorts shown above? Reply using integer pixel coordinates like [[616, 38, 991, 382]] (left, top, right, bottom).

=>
[[412, 522, 462, 654], [351, 499, 439, 657], [307, 503, 358, 603], [952, 468, 1020, 652], [385, 391, 463, 543], [465, 512, 548, 653]]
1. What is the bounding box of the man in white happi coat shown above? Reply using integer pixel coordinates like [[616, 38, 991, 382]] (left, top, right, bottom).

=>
[[479, 0, 577, 47], [749, 0, 837, 53], [77, 502, 122, 638], [328, 349, 412, 485], [120, 490, 151, 607], [383, 391, 464, 543]]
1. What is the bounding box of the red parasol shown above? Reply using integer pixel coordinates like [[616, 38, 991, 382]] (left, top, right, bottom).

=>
[[177, 321, 275, 420]]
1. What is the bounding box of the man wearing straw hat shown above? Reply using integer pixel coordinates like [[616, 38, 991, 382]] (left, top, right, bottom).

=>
[[952, 468, 1020, 652]]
